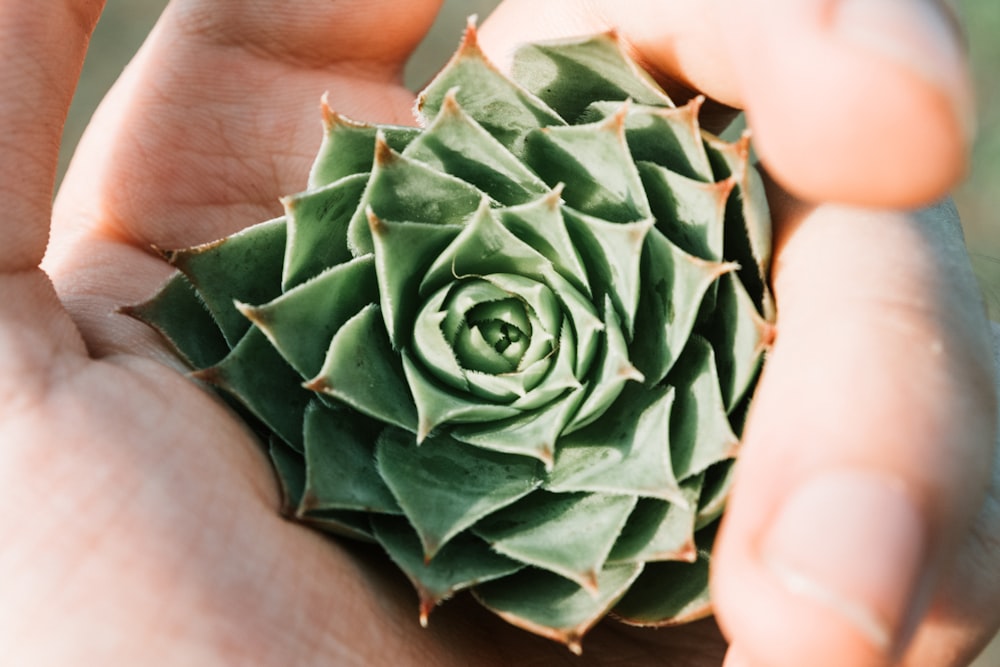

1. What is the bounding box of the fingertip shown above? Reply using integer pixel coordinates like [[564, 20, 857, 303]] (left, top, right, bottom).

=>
[[718, 0, 972, 207]]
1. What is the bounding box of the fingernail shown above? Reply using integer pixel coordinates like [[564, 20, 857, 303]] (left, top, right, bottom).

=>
[[761, 470, 927, 655], [834, 0, 975, 140]]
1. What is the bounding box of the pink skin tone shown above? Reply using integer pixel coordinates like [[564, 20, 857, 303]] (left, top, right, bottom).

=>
[[1, 1, 997, 666]]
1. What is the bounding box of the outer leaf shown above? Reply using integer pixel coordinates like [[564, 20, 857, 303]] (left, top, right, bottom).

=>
[[607, 477, 702, 565], [309, 104, 417, 188], [474, 562, 644, 654], [474, 491, 637, 592], [166, 218, 287, 346], [404, 89, 550, 205], [308, 305, 418, 433], [372, 516, 523, 625], [416, 22, 565, 155], [546, 384, 686, 505], [612, 523, 718, 626], [511, 32, 672, 122], [376, 429, 542, 559], [122, 272, 229, 369], [240, 255, 378, 379], [298, 402, 401, 516], [524, 106, 651, 223]]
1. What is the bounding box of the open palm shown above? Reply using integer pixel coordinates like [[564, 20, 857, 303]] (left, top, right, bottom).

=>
[[2, 1, 997, 666]]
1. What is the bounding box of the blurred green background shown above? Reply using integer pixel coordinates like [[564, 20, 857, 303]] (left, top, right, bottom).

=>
[[58, 1, 999, 664]]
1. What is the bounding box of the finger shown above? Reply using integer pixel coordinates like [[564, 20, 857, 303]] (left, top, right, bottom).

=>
[[0, 0, 105, 272], [477, 0, 972, 206], [711, 187, 997, 667], [899, 330, 1000, 666]]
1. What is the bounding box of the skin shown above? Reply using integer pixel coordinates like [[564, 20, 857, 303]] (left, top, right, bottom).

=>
[[0, 0, 996, 665]]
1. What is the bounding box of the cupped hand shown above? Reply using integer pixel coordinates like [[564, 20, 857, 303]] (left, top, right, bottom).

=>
[[1, 1, 996, 666]]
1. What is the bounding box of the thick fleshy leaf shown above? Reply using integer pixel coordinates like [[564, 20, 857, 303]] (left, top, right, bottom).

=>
[[123, 272, 229, 369], [612, 523, 718, 626], [630, 230, 736, 386], [607, 476, 703, 565], [474, 562, 644, 654], [282, 173, 367, 289], [240, 255, 377, 379], [546, 384, 686, 504], [524, 107, 651, 223], [497, 190, 590, 296], [196, 326, 310, 452], [475, 491, 637, 592], [401, 351, 521, 441], [417, 22, 565, 155], [369, 214, 462, 348], [706, 133, 774, 318], [308, 305, 418, 433], [566, 296, 643, 430], [268, 436, 306, 517], [579, 99, 713, 182], [450, 385, 586, 467], [668, 337, 740, 481], [297, 402, 401, 516], [404, 89, 549, 205], [695, 460, 737, 530], [309, 104, 417, 188], [564, 208, 652, 336], [372, 516, 523, 625], [347, 136, 485, 256], [376, 429, 542, 559], [707, 273, 772, 412], [639, 162, 732, 262], [166, 218, 286, 346], [511, 32, 672, 122]]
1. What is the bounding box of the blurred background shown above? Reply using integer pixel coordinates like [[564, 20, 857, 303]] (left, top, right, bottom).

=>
[[58, 1, 999, 664]]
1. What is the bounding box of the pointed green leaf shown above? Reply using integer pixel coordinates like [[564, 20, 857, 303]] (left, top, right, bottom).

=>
[[200, 326, 310, 451], [369, 214, 462, 348], [404, 89, 549, 205], [705, 273, 771, 412], [475, 491, 637, 592], [309, 304, 418, 433], [451, 385, 586, 468], [282, 173, 367, 289], [579, 99, 713, 182], [298, 402, 401, 516], [546, 384, 686, 504], [668, 337, 740, 480], [474, 562, 643, 654], [695, 460, 736, 530], [639, 162, 731, 262], [607, 476, 703, 565], [498, 191, 591, 296], [376, 429, 542, 558], [268, 435, 306, 517], [123, 272, 229, 369], [417, 23, 565, 155], [524, 109, 651, 223], [630, 229, 733, 386], [309, 107, 417, 188], [401, 350, 521, 440], [567, 296, 644, 430], [371, 516, 523, 624], [706, 134, 774, 318], [168, 218, 286, 346], [564, 208, 652, 336], [612, 523, 717, 626], [511, 32, 672, 122], [347, 137, 485, 256], [242, 255, 377, 379]]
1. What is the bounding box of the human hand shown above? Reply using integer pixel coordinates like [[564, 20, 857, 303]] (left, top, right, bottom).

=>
[[0, 2, 996, 667]]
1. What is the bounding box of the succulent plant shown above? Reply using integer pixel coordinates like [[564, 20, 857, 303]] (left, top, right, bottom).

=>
[[127, 21, 775, 653]]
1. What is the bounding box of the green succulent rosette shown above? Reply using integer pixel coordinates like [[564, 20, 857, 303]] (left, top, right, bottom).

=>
[[128, 23, 775, 653]]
